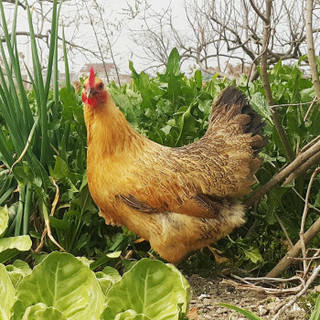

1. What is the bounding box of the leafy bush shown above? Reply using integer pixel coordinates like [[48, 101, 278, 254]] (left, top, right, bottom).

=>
[[0, 0, 61, 239], [0, 0, 108, 257], [109, 49, 226, 148], [0, 252, 191, 320], [108, 51, 320, 273]]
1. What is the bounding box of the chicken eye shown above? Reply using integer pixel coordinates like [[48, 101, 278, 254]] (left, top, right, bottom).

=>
[[96, 82, 104, 90]]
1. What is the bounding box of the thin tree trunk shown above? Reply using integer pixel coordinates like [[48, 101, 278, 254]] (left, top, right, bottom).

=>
[[259, 0, 295, 162], [92, 0, 122, 87], [84, 2, 110, 83], [305, 0, 320, 102]]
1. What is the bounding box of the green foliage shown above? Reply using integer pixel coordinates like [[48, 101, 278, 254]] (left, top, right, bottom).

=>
[[0, 206, 32, 263], [111, 49, 226, 148], [5, 260, 32, 288], [234, 60, 319, 272], [109, 53, 320, 273], [22, 304, 66, 320], [0, 252, 190, 320], [0, 0, 60, 237], [0, 206, 9, 236], [1, 0, 319, 316], [0, 0, 105, 257]]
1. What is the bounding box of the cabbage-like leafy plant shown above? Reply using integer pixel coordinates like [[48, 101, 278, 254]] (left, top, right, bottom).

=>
[[0, 252, 191, 319], [11, 252, 105, 320], [102, 259, 191, 320]]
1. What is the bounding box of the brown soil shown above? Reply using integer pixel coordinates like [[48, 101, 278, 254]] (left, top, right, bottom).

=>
[[186, 274, 309, 320]]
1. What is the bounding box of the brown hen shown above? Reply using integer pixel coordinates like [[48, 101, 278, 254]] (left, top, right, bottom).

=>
[[82, 68, 265, 264]]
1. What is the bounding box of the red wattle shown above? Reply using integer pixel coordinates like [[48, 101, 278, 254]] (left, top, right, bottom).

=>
[[82, 93, 87, 104], [87, 96, 98, 107]]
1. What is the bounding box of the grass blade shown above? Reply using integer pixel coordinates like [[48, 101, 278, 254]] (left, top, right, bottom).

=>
[[44, 0, 59, 98], [62, 27, 71, 90], [0, 0, 33, 131], [0, 130, 12, 167], [310, 295, 320, 320], [219, 303, 262, 320], [14, 184, 26, 236], [23, 184, 32, 235], [26, 3, 49, 165]]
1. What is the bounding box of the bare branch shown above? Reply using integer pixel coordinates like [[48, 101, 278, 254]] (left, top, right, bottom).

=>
[[267, 191, 320, 278], [130, 0, 320, 76], [2, 0, 26, 9], [284, 151, 320, 185], [272, 264, 320, 319], [245, 139, 320, 208], [248, 0, 268, 22]]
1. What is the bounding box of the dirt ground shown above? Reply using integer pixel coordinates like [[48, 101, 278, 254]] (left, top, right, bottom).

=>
[[186, 274, 309, 320]]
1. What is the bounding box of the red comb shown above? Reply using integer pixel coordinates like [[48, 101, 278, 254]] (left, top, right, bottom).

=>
[[89, 67, 95, 88]]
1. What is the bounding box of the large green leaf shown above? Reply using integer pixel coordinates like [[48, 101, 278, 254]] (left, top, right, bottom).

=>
[[166, 264, 192, 305], [165, 48, 180, 76], [22, 303, 66, 320], [0, 263, 15, 320], [0, 235, 32, 263], [101, 259, 191, 320], [11, 252, 104, 320]]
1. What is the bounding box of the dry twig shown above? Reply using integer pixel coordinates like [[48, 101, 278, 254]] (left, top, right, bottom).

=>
[[275, 213, 293, 248], [222, 274, 304, 295], [233, 164, 320, 319], [35, 178, 65, 252], [269, 100, 315, 110], [303, 97, 318, 122], [272, 265, 320, 319], [300, 167, 320, 276], [9, 120, 38, 174]]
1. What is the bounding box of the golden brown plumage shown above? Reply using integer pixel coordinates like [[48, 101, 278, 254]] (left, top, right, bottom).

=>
[[82, 69, 265, 264]]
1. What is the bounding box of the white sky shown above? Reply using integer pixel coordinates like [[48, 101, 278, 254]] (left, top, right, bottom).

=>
[[4, 0, 313, 79], [3, 0, 186, 75], [64, 0, 186, 74]]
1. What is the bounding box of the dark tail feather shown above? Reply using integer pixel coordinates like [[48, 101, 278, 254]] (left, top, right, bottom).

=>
[[210, 86, 267, 154]]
